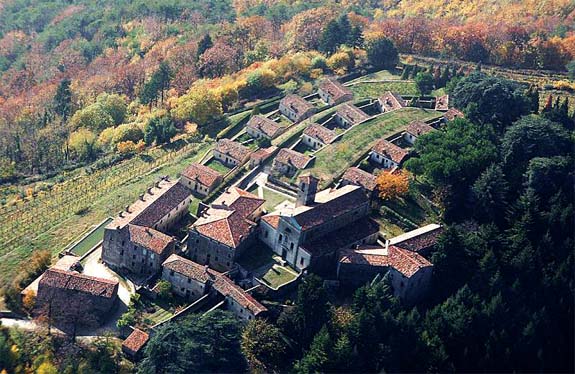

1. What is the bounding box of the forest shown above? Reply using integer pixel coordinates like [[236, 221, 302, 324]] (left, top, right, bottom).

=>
[[0, 0, 573, 187]]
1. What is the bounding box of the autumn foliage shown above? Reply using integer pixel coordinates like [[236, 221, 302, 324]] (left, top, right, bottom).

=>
[[376, 170, 410, 200]]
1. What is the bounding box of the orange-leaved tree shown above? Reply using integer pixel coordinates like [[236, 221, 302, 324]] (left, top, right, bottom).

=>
[[376, 169, 410, 200]]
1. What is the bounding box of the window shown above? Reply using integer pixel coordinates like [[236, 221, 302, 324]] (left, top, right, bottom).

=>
[[120, 250, 124, 256], [188, 278, 191, 283], [132, 255, 136, 259], [300, 257, 304, 266], [181, 287, 184, 292], [121, 241, 125, 246], [279, 234, 283, 242], [290, 242, 294, 250], [264, 230, 268, 238], [170, 270, 174, 276]]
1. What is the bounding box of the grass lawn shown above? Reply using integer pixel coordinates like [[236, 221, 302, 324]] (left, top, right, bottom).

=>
[[350, 81, 420, 99], [300, 108, 442, 187], [247, 184, 294, 212], [347, 69, 402, 83], [261, 265, 298, 289], [0, 140, 212, 286], [67, 217, 112, 256], [204, 158, 232, 175]]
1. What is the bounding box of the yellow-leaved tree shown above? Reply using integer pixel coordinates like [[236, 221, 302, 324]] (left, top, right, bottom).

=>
[[376, 169, 410, 200]]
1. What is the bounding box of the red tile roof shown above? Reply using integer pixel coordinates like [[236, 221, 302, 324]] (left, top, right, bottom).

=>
[[215, 139, 252, 163], [274, 148, 312, 169], [127, 224, 174, 255], [212, 275, 267, 316], [372, 139, 409, 164], [389, 224, 443, 253], [261, 214, 280, 229], [443, 108, 465, 121], [301, 218, 379, 255], [318, 78, 352, 103], [435, 95, 449, 111], [303, 124, 338, 144], [181, 163, 222, 189], [122, 328, 149, 354], [294, 185, 368, 231], [406, 121, 435, 137], [378, 92, 407, 112], [39, 269, 118, 298], [163, 254, 221, 283], [342, 167, 377, 191], [246, 115, 283, 139], [194, 188, 264, 248], [109, 179, 192, 230], [336, 103, 370, 125], [280, 95, 314, 116], [251, 146, 276, 163], [339, 245, 432, 277], [131, 181, 192, 228]]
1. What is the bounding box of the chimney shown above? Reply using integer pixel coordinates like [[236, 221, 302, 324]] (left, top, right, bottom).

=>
[[147, 187, 153, 195], [118, 211, 124, 218], [125, 205, 130, 213], [139, 194, 145, 201], [383, 239, 390, 255], [155, 181, 161, 188], [296, 174, 319, 208]]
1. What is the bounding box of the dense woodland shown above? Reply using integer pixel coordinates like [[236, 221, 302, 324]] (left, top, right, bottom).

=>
[[0, 0, 573, 185]]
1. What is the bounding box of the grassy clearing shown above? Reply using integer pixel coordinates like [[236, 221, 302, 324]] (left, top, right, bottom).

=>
[[261, 265, 297, 289], [204, 158, 232, 174], [301, 108, 442, 187], [247, 185, 294, 212], [67, 217, 112, 256], [0, 141, 212, 286], [350, 81, 420, 99], [347, 69, 402, 83]]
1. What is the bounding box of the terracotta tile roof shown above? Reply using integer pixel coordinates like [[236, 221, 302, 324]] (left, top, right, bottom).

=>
[[318, 78, 352, 102], [163, 254, 221, 283], [372, 139, 409, 164], [339, 245, 432, 277], [40, 268, 118, 298], [336, 103, 370, 125], [108, 179, 192, 230], [251, 146, 276, 163], [293, 185, 368, 231], [215, 139, 251, 163], [378, 92, 407, 112], [389, 224, 443, 253], [301, 218, 379, 255], [303, 124, 338, 144], [212, 275, 267, 316], [342, 167, 377, 191], [193, 188, 264, 248], [406, 121, 435, 137], [443, 108, 465, 121], [435, 95, 449, 111], [246, 115, 283, 139], [274, 148, 312, 169], [122, 328, 149, 354], [280, 95, 314, 116], [181, 163, 222, 189], [261, 214, 281, 229], [131, 181, 192, 228], [127, 224, 174, 255]]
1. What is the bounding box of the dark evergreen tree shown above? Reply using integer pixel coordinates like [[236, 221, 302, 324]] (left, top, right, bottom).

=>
[[54, 78, 72, 120], [196, 33, 213, 60]]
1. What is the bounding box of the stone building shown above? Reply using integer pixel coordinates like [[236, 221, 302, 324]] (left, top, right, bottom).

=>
[[435, 94, 449, 111], [122, 328, 150, 361], [187, 187, 265, 272], [370, 139, 409, 168], [317, 77, 353, 105], [246, 115, 284, 140], [212, 275, 267, 321], [102, 178, 192, 276], [213, 139, 252, 167], [180, 163, 223, 197], [302, 124, 338, 150], [377, 91, 407, 112], [259, 176, 373, 272], [389, 223, 443, 258], [35, 268, 119, 325], [341, 167, 377, 196], [338, 244, 433, 304], [404, 120, 435, 145], [271, 148, 312, 177], [161, 254, 220, 301], [279, 95, 316, 122], [335, 103, 370, 128]]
